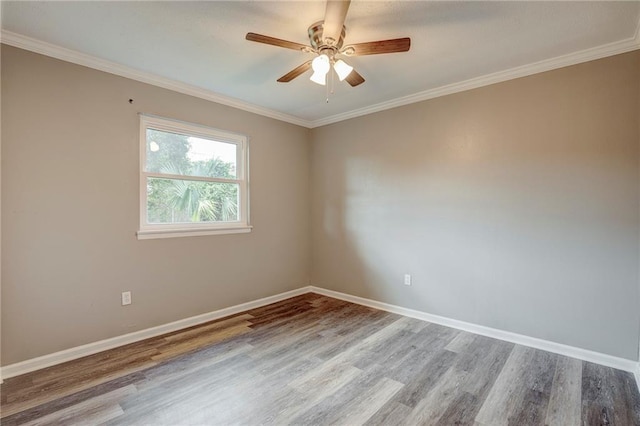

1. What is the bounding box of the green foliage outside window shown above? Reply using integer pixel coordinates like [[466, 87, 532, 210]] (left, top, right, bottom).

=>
[[146, 129, 239, 224]]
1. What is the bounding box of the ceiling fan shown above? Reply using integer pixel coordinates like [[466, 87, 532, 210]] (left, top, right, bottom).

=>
[[245, 0, 411, 87]]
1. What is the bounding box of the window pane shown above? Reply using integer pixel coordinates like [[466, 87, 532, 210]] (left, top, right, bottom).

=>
[[145, 128, 237, 178], [147, 177, 239, 224]]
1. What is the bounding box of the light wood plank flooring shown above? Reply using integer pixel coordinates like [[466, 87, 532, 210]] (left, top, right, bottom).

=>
[[1, 294, 639, 425]]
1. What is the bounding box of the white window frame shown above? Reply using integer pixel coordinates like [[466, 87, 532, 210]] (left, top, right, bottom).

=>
[[137, 114, 251, 240]]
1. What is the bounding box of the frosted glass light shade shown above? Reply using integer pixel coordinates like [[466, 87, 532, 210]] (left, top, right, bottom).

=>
[[310, 71, 327, 85], [312, 54, 330, 73], [334, 59, 353, 81], [310, 54, 330, 85]]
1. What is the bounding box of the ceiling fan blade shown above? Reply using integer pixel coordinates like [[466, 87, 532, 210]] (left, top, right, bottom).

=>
[[277, 60, 313, 82], [345, 69, 365, 87], [246, 32, 308, 51], [347, 38, 411, 56], [323, 0, 351, 44]]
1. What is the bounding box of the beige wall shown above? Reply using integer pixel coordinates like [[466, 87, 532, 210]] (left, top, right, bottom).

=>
[[2, 45, 639, 366], [311, 51, 640, 360], [1, 46, 311, 365]]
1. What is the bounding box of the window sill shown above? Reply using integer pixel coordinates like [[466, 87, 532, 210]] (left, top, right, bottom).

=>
[[137, 225, 252, 240]]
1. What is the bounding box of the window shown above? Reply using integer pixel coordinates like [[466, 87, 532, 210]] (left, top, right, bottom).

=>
[[137, 115, 250, 239]]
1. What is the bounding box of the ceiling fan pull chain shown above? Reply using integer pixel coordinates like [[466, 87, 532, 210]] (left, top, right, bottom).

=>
[[330, 66, 335, 96], [325, 65, 336, 103], [326, 74, 330, 103]]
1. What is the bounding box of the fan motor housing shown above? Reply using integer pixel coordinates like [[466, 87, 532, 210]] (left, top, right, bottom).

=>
[[308, 21, 346, 51]]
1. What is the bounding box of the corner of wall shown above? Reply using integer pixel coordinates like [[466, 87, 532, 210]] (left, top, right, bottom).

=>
[[0, 17, 4, 383]]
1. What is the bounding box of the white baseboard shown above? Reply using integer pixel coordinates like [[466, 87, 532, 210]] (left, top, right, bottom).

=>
[[1, 286, 312, 381], [309, 286, 640, 375], [3, 284, 639, 395]]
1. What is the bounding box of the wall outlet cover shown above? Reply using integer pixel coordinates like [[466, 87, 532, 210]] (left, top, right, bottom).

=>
[[122, 291, 132, 306]]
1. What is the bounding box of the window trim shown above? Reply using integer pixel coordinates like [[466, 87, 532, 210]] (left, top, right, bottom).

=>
[[137, 114, 251, 240]]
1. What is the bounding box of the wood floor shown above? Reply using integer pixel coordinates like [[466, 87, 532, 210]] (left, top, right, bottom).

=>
[[1, 294, 639, 425]]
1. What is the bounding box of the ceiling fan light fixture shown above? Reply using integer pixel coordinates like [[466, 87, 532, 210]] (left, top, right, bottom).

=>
[[310, 54, 330, 85], [334, 59, 353, 81], [246, 0, 411, 89]]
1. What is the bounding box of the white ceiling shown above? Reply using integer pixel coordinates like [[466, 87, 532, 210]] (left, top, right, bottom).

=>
[[2, 1, 640, 127]]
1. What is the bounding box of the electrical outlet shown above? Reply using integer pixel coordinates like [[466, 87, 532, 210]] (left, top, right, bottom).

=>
[[121, 291, 132, 306], [404, 274, 412, 286]]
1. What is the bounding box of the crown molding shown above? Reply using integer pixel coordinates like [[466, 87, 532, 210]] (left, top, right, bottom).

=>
[[0, 30, 314, 129], [310, 32, 640, 128], [1, 26, 639, 130]]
